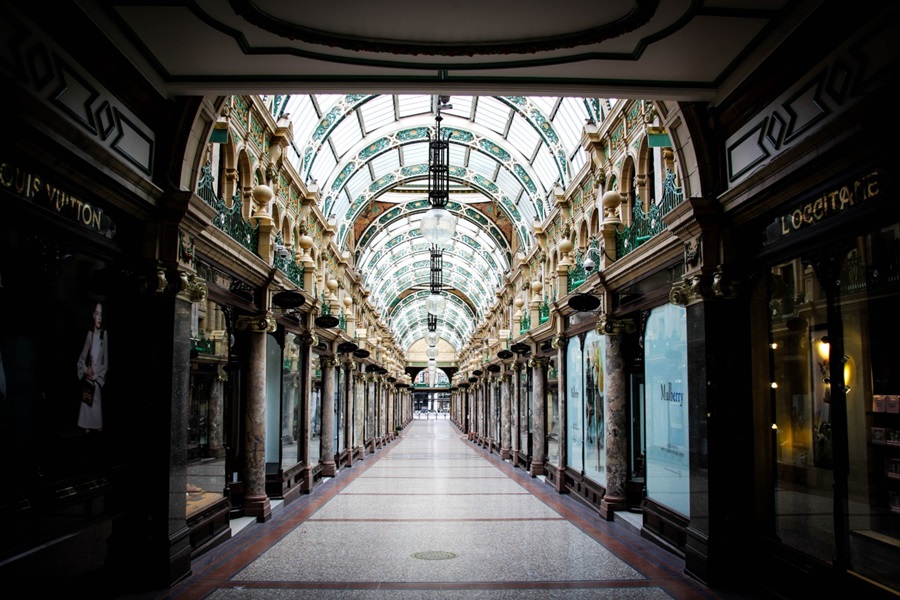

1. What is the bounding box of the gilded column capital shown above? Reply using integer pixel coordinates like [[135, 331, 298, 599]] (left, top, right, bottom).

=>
[[527, 356, 548, 369], [320, 356, 338, 369], [512, 362, 523, 372], [297, 332, 319, 346], [235, 311, 277, 333], [597, 314, 635, 336], [551, 334, 567, 350]]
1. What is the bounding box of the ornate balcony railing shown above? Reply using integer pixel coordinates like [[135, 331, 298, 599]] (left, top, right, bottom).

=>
[[520, 312, 531, 334], [538, 295, 550, 324], [616, 169, 684, 258], [567, 249, 586, 293], [213, 192, 259, 254]]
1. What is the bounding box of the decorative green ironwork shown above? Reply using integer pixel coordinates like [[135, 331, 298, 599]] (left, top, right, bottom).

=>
[[191, 334, 215, 355], [567, 249, 586, 292], [616, 169, 684, 257], [538, 294, 550, 324], [320, 289, 331, 315], [213, 192, 259, 254], [273, 233, 304, 287], [520, 312, 531, 334], [339, 310, 347, 331], [197, 161, 218, 208]]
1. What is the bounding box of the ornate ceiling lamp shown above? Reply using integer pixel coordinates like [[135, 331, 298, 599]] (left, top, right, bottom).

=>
[[419, 98, 457, 248]]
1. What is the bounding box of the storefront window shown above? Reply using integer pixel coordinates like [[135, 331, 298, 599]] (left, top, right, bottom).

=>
[[645, 304, 690, 517], [310, 358, 322, 466], [767, 223, 900, 590], [265, 334, 282, 467], [354, 374, 365, 449], [547, 359, 559, 466], [281, 333, 303, 469], [584, 329, 607, 486], [567, 335, 584, 473]]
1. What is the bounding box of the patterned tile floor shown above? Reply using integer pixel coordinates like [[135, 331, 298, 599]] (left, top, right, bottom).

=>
[[137, 420, 766, 599]]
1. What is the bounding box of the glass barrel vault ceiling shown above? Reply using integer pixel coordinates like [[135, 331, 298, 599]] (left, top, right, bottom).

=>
[[270, 94, 614, 355]]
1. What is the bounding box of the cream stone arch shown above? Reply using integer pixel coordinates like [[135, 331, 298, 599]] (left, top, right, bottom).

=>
[[577, 219, 590, 253], [218, 137, 238, 205], [619, 155, 637, 227], [236, 148, 256, 221], [654, 101, 700, 200]]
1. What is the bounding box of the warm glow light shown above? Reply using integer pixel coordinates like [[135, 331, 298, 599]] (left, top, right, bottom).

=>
[[770, 382, 778, 389], [816, 337, 830, 362], [770, 342, 778, 350]]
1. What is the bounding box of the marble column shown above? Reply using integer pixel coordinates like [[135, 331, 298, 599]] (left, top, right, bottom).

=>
[[529, 356, 548, 477], [500, 371, 512, 460], [237, 311, 274, 522], [320, 356, 337, 477], [367, 374, 376, 452], [209, 365, 226, 458], [599, 316, 631, 520], [553, 335, 568, 493], [512, 363, 521, 460]]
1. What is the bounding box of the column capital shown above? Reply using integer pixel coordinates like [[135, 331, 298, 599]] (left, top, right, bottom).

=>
[[527, 356, 549, 369], [320, 356, 338, 369], [596, 314, 635, 336], [235, 311, 277, 333], [551, 334, 567, 350]]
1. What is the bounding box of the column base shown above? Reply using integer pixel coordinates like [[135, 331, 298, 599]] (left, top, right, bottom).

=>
[[599, 494, 627, 521], [244, 494, 272, 523], [500, 447, 511, 460], [529, 460, 545, 478], [299, 465, 314, 493], [554, 466, 567, 493], [322, 460, 337, 477]]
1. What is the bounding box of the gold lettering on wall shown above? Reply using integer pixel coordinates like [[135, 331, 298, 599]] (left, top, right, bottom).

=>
[[1, 160, 112, 236], [778, 170, 880, 236]]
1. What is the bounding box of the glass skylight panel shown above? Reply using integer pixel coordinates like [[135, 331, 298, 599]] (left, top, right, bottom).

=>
[[443, 95, 472, 119], [328, 114, 363, 159], [467, 150, 498, 181], [358, 94, 395, 134], [370, 148, 400, 180], [495, 167, 523, 200], [401, 142, 428, 169], [527, 96, 557, 116], [284, 95, 319, 144], [312, 94, 344, 115], [569, 147, 587, 179], [531, 148, 560, 191], [473, 97, 512, 136], [344, 169, 372, 206], [554, 97, 587, 157], [448, 143, 467, 168], [309, 148, 337, 192], [397, 94, 431, 118], [506, 114, 541, 159]]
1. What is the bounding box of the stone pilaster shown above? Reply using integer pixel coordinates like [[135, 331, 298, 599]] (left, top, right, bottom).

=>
[[235, 311, 276, 522], [529, 356, 548, 477], [320, 356, 337, 476]]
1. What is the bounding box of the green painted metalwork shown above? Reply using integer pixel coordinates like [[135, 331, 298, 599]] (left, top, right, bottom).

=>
[[567, 249, 586, 293], [538, 295, 550, 324], [213, 192, 259, 254], [191, 335, 215, 355], [616, 169, 684, 257], [520, 312, 531, 334], [273, 236, 304, 287], [197, 161, 218, 208], [339, 310, 347, 332]]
